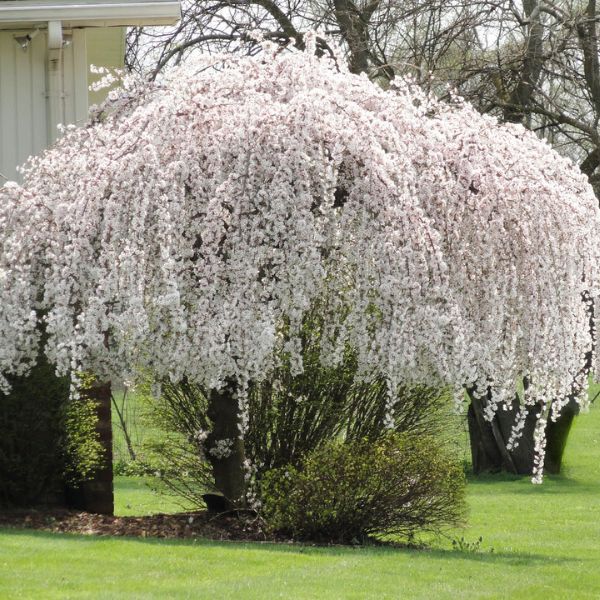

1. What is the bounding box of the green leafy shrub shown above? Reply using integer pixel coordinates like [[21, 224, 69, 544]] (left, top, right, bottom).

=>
[[0, 359, 69, 507], [129, 380, 213, 503], [139, 311, 461, 512], [0, 357, 104, 508], [149, 370, 452, 507], [62, 394, 105, 484], [261, 433, 466, 544]]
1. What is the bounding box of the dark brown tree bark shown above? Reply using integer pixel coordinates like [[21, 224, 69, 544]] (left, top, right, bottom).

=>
[[204, 381, 247, 510], [66, 380, 114, 515], [467, 389, 579, 476], [544, 398, 578, 475], [469, 291, 593, 477], [501, 0, 544, 125]]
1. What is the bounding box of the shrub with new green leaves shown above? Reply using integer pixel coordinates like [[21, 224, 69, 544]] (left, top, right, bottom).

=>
[[62, 393, 106, 485], [0, 357, 104, 508], [261, 433, 466, 544], [0, 359, 69, 507], [139, 313, 460, 511], [146, 313, 454, 506], [144, 374, 453, 507]]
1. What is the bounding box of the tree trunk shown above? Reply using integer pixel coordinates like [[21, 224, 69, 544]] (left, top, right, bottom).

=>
[[204, 381, 247, 510], [544, 397, 578, 474], [66, 380, 114, 515], [467, 388, 577, 476]]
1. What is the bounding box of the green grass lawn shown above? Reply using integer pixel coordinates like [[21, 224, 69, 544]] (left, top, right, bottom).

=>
[[113, 477, 195, 517], [1, 401, 599, 599]]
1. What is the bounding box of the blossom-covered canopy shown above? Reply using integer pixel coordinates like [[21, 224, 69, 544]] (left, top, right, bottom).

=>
[[1, 41, 599, 478]]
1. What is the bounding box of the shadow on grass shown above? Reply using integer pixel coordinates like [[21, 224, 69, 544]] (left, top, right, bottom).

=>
[[0, 527, 577, 568], [466, 472, 599, 495]]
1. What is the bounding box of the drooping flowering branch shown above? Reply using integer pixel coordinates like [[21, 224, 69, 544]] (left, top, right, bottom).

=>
[[1, 41, 599, 480]]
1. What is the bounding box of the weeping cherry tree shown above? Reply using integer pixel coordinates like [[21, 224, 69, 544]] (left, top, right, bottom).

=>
[[1, 39, 600, 506]]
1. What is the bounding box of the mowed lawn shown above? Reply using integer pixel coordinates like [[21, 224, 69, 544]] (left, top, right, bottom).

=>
[[1, 399, 600, 599]]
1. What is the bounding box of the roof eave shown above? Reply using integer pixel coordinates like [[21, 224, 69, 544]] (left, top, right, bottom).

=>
[[0, 1, 181, 28]]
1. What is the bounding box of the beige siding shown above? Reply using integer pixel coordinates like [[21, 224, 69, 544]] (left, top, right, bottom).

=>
[[0, 27, 118, 182], [0, 30, 47, 182], [63, 28, 90, 126], [0, 26, 124, 182], [86, 26, 125, 107]]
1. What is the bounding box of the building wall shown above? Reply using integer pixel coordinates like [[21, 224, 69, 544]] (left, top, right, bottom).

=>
[[0, 26, 124, 183], [86, 27, 125, 107], [0, 29, 47, 182], [63, 29, 91, 130]]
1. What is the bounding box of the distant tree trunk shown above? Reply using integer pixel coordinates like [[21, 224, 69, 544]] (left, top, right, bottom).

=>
[[204, 381, 247, 510], [467, 389, 578, 476], [469, 292, 592, 476], [544, 398, 579, 474]]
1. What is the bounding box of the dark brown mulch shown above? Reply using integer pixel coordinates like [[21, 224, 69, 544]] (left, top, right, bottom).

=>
[[0, 509, 284, 543]]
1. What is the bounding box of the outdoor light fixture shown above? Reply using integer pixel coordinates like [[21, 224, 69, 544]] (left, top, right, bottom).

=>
[[13, 28, 40, 51]]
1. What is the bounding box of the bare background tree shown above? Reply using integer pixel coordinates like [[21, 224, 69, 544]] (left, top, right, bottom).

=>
[[125, 1, 486, 84], [126, 1, 600, 173], [437, 1, 600, 197]]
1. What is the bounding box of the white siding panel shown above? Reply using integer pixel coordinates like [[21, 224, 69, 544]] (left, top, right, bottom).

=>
[[30, 32, 47, 157], [62, 29, 89, 127], [1, 26, 119, 183], [72, 29, 89, 124], [0, 33, 18, 182], [86, 27, 125, 107], [0, 30, 47, 182], [62, 37, 74, 125], [15, 35, 33, 168]]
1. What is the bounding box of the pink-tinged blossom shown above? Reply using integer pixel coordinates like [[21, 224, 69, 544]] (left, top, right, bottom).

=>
[[1, 44, 599, 481]]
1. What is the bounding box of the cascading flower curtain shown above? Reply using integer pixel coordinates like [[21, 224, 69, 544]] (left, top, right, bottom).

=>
[[1, 39, 598, 480]]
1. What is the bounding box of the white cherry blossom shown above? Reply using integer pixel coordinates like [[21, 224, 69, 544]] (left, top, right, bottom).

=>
[[1, 44, 599, 480]]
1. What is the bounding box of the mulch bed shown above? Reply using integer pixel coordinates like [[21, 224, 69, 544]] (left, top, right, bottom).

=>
[[0, 509, 284, 543]]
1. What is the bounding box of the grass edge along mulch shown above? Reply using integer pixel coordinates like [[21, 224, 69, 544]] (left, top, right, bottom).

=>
[[0, 508, 276, 543]]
